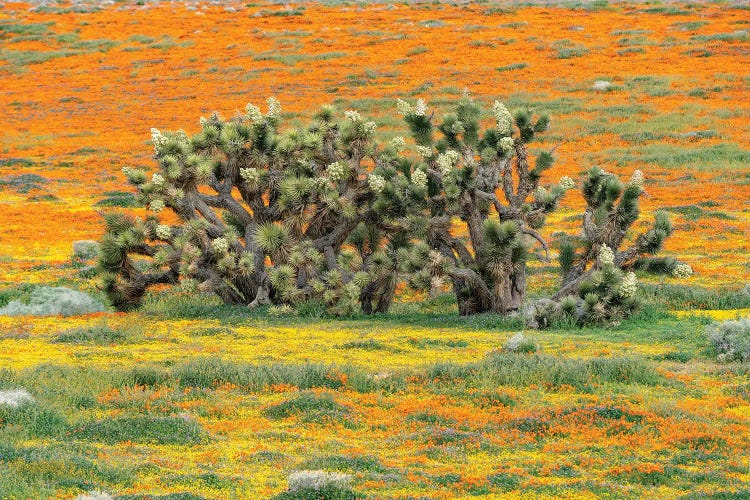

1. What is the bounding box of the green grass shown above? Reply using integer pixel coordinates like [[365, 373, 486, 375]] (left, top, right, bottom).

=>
[[0, 174, 48, 193], [406, 45, 429, 56], [338, 339, 390, 351], [73, 415, 208, 445], [297, 454, 391, 474], [53, 322, 140, 345], [0, 401, 68, 438], [496, 62, 528, 72], [261, 391, 350, 423], [691, 31, 749, 43], [600, 143, 750, 171], [0, 22, 54, 36], [670, 21, 709, 31], [663, 204, 734, 221], [640, 6, 692, 15], [426, 353, 663, 392], [0, 48, 81, 67], [252, 51, 347, 66], [256, 8, 305, 17], [642, 283, 750, 310], [552, 40, 589, 59], [169, 357, 409, 394], [94, 190, 139, 207]]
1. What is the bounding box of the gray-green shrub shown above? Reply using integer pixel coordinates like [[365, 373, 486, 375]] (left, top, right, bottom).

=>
[[0, 286, 104, 317], [707, 318, 750, 362]]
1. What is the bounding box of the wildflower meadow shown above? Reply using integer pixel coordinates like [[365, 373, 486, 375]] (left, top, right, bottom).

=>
[[1, 1, 749, 498]]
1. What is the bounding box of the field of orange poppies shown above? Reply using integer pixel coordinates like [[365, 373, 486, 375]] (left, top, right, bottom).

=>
[[1, 1, 750, 499]]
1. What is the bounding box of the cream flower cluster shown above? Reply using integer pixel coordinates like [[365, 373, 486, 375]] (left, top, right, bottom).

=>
[[362, 121, 377, 135], [499, 136, 514, 155], [326, 161, 346, 181], [368, 174, 386, 193], [492, 100, 513, 135], [630, 169, 644, 189], [412, 168, 427, 188], [396, 99, 412, 116], [620, 272, 638, 298], [155, 224, 171, 240], [416, 145, 433, 159], [389, 136, 406, 152], [266, 97, 282, 120], [149, 199, 165, 213], [344, 110, 361, 122], [672, 263, 693, 278], [150, 128, 167, 153], [598, 244, 615, 266], [396, 98, 427, 116], [245, 103, 263, 123], [414, 98, 428, 116], [559, 176, 575, 191], [240, 167, 260, 185], [212, 237, 229, 254], [151, 173, 165, 187], [436, 150, 460, 176]]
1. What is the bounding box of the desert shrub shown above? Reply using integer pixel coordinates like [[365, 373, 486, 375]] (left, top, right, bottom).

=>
[[707, 318, 750, 362], [0, 286, 104, 317], [0, 388, 33, 407], [72, 240, 100, 261]]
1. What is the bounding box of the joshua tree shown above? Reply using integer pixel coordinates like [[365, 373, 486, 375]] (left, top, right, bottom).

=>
[[555, 167, 674, 297], [392, 97, 574, 315], [548, 167, 683, 324], [99, 96, 683, 321], [99, 100, 409, 314]]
